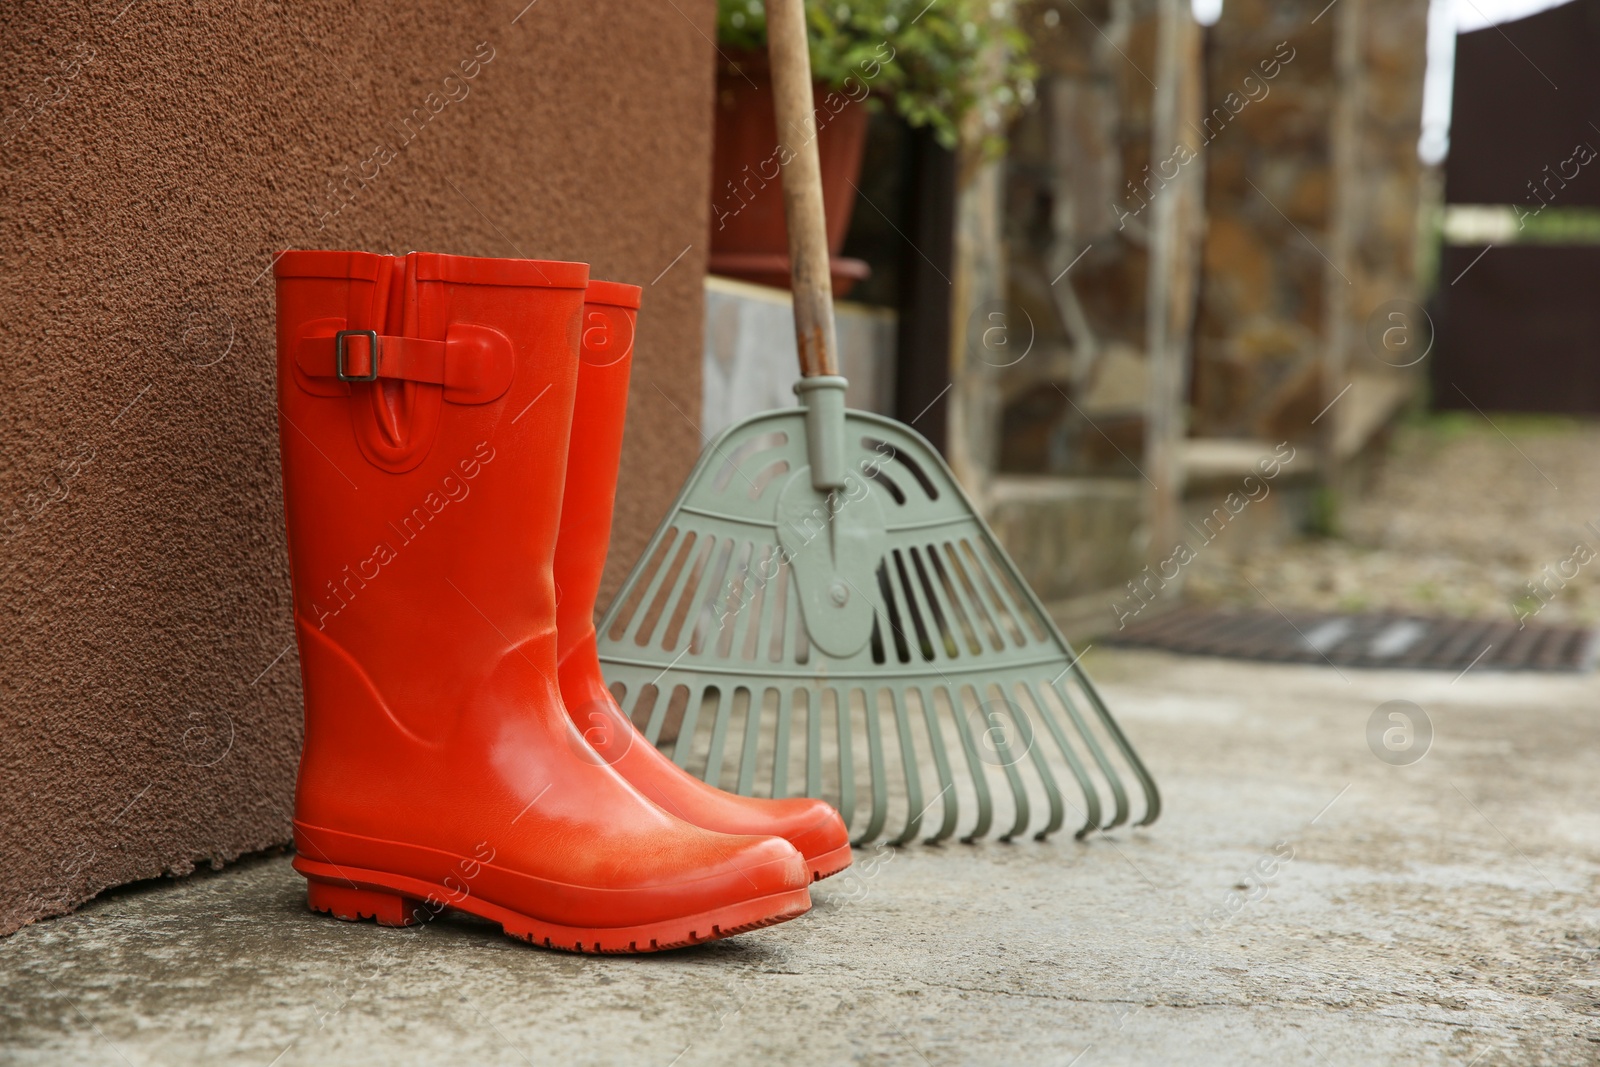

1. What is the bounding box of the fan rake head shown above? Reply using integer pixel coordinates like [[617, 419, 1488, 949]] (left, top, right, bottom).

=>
[[597, 408, 1160, 845]]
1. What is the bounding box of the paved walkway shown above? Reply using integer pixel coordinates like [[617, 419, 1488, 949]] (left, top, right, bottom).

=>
[[3, 649, 1597, 1065]]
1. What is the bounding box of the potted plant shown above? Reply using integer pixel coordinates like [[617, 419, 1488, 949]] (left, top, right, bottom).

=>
[[710, 0, 1035, 294]]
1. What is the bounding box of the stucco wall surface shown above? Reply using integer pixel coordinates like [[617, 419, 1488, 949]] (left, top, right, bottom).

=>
[[1, 0, 714, 935]]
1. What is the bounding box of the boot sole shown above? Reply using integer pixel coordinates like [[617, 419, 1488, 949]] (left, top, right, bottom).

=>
[[808, 842, 854, 882], [294, 856, 811, 954]]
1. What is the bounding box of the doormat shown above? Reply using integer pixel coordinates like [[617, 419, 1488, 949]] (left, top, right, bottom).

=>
[[1105, 608, 1598, 672]]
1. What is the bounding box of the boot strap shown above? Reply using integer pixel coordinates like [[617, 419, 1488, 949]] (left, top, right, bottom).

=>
[[298, 324, 514, 404]]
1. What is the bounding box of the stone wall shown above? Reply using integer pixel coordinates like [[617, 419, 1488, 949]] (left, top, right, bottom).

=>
[[997, 0, 1430, 460], [998, 0, 1164, 479], [979, 0, 1431, 621], [1193, 0, 1431, 445]]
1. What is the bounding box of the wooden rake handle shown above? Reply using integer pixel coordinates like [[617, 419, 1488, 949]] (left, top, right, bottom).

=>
[[765, 0, 840, 378]]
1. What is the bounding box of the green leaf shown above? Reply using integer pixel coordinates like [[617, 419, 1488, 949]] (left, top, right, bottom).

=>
[[715, 0, 1036, 152]]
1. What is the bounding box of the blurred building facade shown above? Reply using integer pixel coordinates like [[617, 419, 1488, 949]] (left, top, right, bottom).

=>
[[948, 0, 1434, 629]]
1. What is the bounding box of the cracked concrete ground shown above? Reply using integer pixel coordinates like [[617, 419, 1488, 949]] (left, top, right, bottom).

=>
[[3, 648, 1598, 1066]]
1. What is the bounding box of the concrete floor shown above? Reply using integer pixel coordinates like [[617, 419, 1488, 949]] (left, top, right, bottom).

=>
[[4, 648, 1598, 1066]]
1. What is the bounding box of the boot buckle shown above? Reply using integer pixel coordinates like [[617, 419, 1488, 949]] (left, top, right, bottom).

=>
[[334, 330, 380, 382]]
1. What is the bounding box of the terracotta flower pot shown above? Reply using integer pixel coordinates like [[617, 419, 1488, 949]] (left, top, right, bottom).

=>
[[708, 53, 870, 296]]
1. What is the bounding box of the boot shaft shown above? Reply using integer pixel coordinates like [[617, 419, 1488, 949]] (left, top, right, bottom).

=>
[[275, 250, 589, 740], [555, 280, 641, 662]]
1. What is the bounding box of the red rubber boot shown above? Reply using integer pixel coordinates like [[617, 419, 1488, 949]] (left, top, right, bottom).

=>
[[553, 280, 852, 882], [276, 250, 811, 952]]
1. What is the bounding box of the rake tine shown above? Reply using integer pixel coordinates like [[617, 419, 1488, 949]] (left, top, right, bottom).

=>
[[772, 686, 794, 798], [953, 483, 1158, 831], [620, 530, 682, 647], [831, 686, 858, 834], [783, 561, 807, 663], [727, 545, 771, 664], [1070, 664, 1163, 827], [918, 685, 960, 844], [965, 543, 1025, 647], [713, 544, 752, 659], [657, 534, 715, 652], [891, 544, 939, 665], [887, 688, 925, 847], [672, 684, 709, 771], [1026, 679, 1100, 839], [611, 678, 633, 726], [625, 516, 683, 599], [982, 684, 1031, 842], [856, 687, 890, 845], [708, 545, 743, 659], [971, 504, 1157, 833], [638, 681, 666, 746], [804, 687, 823, 799], [735, 686, 765, 796], [702, 685, 739, 791], [697, 541, 744, 655], [748, 546, 782, 663], [927, 547, 982, 656], [943, 542, 1004, 652], [978, 540, 1050, 644], [1052, 679, 1130, 831], [1013, 682, 1066, 841], [908, 550, 979, 844], [872, 565, 939, 844], [891, 550, 935, 660], [677, 539, 721, 649], [949, 685, 995, 842]]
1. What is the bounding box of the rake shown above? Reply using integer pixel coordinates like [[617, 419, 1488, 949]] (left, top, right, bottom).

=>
[[596, 0, 1159, 845]]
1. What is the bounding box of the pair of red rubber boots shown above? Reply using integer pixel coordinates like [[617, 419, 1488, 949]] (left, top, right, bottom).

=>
[[274, 250, 849, 953]]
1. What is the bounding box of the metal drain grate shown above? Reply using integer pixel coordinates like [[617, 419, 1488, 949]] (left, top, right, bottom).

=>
[[1106, 608, 1599, 672]]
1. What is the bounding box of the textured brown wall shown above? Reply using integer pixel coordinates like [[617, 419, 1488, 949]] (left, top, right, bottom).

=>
[[0, 0, 713, 935]]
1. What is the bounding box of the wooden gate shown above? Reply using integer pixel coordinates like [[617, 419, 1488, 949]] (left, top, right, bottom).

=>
[[1434, 0, 1600, 414]]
